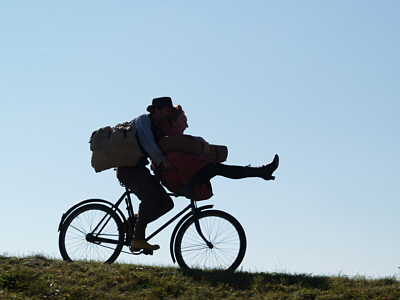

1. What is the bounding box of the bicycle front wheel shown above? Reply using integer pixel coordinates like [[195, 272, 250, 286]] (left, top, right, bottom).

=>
[[174, 210, 246, 272], [59, 204, 124, 263]]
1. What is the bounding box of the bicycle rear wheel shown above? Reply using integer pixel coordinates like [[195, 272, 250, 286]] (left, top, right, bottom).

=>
[[59, 204, 124, 263], [174, 210, 246, 271]]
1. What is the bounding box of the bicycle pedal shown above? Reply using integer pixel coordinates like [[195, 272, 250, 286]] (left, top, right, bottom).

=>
[[142, 249, 153, 255]]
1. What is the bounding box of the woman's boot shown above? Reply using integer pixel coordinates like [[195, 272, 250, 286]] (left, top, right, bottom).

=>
[[249, 154, 279, 180]]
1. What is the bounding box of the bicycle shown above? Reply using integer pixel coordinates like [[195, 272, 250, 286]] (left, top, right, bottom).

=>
[[58, 186, 247, 272]]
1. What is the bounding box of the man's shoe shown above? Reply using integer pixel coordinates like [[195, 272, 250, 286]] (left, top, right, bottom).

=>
[[130, 239, 160, 252], [260, 154, 279, 180]]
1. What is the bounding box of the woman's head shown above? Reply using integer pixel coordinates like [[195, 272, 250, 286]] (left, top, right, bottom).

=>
[[169, 105, 188, 134]]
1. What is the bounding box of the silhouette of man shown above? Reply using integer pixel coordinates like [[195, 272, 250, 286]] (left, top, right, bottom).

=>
[[117, 97, 175, 251]]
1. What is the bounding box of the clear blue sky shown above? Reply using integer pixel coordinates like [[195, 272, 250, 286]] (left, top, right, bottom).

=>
[[1, 1, 399, 278]]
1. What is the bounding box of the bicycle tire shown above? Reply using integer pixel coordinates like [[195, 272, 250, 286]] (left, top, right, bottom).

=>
[[174, 210, 246, 271], [59, 204, 124, 263]]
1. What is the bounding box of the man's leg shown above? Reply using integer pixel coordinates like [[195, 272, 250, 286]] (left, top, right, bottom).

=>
[[117, 165, 173, 247], [147, 182, 174, 224]]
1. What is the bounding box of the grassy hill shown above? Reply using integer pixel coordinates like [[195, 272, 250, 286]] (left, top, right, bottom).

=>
[[0, 255, 399, 299]]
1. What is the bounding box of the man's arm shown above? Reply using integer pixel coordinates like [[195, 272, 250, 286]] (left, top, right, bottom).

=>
[[133, 115, 167, 167]]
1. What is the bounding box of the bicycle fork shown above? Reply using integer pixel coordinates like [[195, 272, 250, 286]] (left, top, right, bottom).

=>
[[191, 200, 213, 249]]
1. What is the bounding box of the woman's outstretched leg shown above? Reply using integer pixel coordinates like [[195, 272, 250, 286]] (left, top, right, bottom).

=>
[[175, 154, 279, 199]]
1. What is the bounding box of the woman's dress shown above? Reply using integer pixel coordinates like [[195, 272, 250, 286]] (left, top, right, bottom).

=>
[[156, 122, 213, 201]]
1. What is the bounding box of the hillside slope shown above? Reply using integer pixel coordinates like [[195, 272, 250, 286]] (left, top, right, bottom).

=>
[[0, 255, 399, 299]]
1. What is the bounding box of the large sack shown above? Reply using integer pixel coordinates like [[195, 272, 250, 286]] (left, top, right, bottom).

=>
[[90, 123, 143, 172], [158, 135, 228, 163]]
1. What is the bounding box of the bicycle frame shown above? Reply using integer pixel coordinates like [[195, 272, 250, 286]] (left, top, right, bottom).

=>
[[58, 187, 214, 262], [119, 188, 215, 260]]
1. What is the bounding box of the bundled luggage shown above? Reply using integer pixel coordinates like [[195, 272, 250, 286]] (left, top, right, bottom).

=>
[[158, 135, 228, 163], [89, 121, 228, 173], [89, 123, 143, 172]]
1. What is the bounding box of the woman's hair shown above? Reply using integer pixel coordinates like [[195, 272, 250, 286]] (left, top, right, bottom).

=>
[[168, 105, 185, 121]]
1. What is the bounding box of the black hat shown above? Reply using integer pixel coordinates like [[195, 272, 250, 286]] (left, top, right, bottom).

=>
[[147, 97, 173, 112]]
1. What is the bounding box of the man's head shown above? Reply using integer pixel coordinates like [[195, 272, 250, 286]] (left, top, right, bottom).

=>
[[147, 97, 174, 121]]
